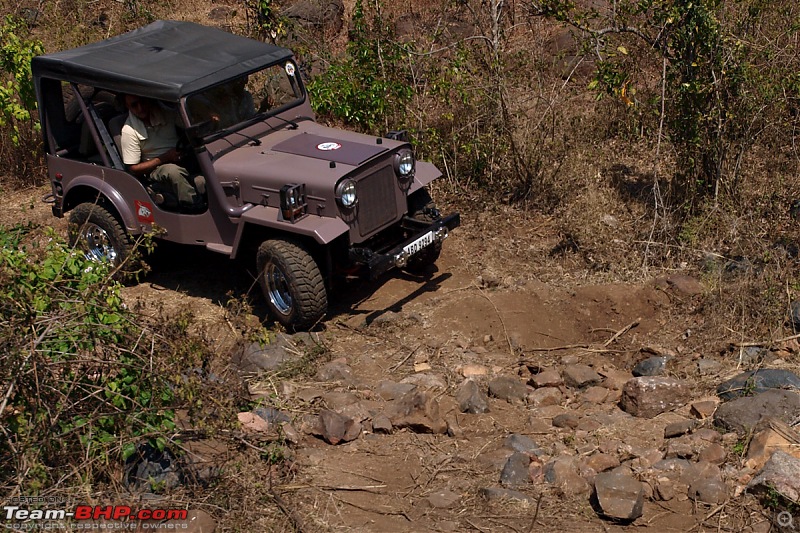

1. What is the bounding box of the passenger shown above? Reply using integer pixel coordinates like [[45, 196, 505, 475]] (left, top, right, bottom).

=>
[[189, 77, 255, 130], [119, 95, 204, 210]]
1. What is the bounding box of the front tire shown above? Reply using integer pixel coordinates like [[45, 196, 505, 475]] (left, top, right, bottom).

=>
[[256, 239, 328, 330], [68, 202, 138, 278]]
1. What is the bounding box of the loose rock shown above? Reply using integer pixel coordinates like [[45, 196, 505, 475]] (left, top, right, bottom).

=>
[[531, 369, 563, 388], [584, 453, 620, 473], [315, 361, 355, 384], [592, 472, 645, 522], [553, 413, 580, 429], [426, 489, 461, 509], [563, 364, 602, 389], [620, 377, 692, 418], [745, 426, 800, 471], [401, 372, 447, 390], [690, 400, 718, 419], [696, 358, 723, 376], [686, 462, 727, 504], [488, 376, 528, 403], [654, 477, 675, 501], [698, 443, 727, 465], [664, 419, 697, 438], [747, 450, 800, 504], [313, 409, 360, 445], [500, 452, 532, 487], [504, 434, 540, 455], [713, 389, 800, 436], [632, 356, 669, 377], [582, 386, 609, 404], [456, 380, 490, 414], [321, 392, 359, 411], [371, 414, 393, 434], [384, 390, 447, 434], [253, 407, 292, 425], [460, 363, 489, 378], [717, 369, 800, 400], [237, 412, 272, 434], [544, 456, 590, 495], [526, 387, 563, 407], [376, 381, 416, 401]]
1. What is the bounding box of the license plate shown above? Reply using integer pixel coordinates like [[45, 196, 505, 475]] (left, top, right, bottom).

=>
[[403, 231, 434, 256]]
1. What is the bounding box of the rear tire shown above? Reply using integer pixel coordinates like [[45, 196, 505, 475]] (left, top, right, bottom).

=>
[[68, 202, 139, 279], [256, 239, 327, 330], [405, 188, 442, 273]]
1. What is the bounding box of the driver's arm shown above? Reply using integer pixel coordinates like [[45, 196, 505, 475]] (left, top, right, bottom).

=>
[[126, 148, 181, 176], [121, 119, 181, 176]]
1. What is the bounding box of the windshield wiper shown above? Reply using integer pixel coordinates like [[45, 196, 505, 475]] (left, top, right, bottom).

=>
[[215, 127, 261, 146], [266, 113, 298, 130]]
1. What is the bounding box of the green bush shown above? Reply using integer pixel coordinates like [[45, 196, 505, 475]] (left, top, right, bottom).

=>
[[0, 224, 177, 491], [308, 0, 412, 132], [0, 15, 44, 179]]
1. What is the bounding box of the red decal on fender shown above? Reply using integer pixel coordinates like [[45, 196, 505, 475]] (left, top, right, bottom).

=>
[[135, 200, 155, 224]]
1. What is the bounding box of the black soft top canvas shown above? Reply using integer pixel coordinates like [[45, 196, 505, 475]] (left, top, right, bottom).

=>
[[31, 20, 293, 101]]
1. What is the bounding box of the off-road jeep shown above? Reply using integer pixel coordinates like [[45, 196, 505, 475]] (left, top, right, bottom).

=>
[[32, 20, 459, 330]]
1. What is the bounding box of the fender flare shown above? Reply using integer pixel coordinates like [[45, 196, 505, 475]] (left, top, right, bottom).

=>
[[231, 205, 349, 259], [63, 174, 139, 233], [408, 161, 442, 195]]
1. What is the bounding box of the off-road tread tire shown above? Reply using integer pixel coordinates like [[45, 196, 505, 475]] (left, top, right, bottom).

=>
[[405, 188, 442, 273], [256, 239, 328, 331], [68, 202, 138, 280]]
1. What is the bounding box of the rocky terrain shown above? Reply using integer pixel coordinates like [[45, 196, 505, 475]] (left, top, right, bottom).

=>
[[4, 186, 800, 532]]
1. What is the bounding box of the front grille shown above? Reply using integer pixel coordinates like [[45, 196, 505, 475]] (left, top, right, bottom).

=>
[[358, 166, 397, 236]]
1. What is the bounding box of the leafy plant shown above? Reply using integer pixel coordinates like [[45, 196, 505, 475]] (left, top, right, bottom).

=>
[[244, 0, 288, 42], [0, 224, 177, 490], [308, 0, 412, 132], [0, 15, 44, 179]]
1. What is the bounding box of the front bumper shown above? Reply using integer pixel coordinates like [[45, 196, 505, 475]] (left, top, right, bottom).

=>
[[350, 212, 460, 279]]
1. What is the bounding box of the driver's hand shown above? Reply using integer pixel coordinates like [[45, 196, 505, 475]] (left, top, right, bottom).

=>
[[161, 147, 181, 164]]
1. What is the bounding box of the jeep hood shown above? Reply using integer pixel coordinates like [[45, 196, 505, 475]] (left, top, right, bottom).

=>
[[211, 123, 401, 202], [270, 132, 387, 166]]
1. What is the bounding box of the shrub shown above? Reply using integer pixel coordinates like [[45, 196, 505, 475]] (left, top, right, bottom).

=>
[[308, 0, 412, 133], [0, 15, 44, 181], [0, 224, 192, 491]]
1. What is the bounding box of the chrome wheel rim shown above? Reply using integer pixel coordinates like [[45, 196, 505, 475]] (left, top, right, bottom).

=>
[[266, 263, 293, 315], [81, 222, 118, 264]]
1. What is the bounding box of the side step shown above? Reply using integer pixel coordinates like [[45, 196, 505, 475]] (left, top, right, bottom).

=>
[[206, 243, 233, 255]]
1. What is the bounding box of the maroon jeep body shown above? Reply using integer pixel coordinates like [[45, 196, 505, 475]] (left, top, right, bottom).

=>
[[32, 20, 459, 329]]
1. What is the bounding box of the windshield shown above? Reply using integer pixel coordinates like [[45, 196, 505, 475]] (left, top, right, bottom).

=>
[[185, 61, 304, 131]]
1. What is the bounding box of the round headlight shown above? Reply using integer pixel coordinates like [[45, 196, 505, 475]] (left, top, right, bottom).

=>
[[395, 150, 415, 177], [336, 179, 357, 208]]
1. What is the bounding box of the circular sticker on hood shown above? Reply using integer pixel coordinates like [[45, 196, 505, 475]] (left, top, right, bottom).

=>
[[317, 142, 342, 151]]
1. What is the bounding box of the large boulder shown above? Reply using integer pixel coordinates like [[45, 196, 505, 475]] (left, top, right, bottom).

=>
[[282, 0, 344, 33]]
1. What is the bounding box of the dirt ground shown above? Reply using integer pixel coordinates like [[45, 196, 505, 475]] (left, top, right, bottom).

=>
[[0, 184, 780, 532]]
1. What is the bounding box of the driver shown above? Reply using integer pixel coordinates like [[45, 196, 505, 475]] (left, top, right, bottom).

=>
[[119, 94, 203, 209]]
